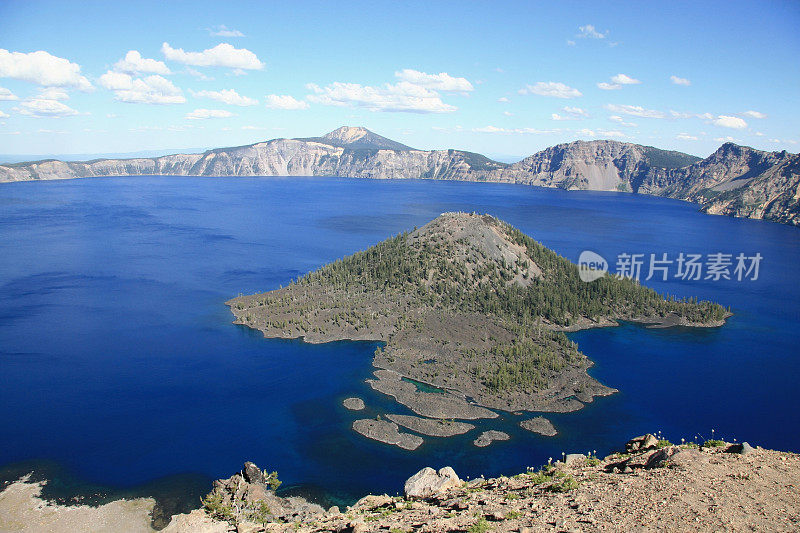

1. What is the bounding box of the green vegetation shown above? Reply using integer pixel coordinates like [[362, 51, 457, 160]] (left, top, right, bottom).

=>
[[233, 213, 727, 400], [201, 492, 234, 522], [704, 439, 726, 447], [468, 516, 492, 533], [642, 146, 702, 169]]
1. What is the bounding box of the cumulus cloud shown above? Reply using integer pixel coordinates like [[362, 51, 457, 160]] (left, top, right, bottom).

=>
[[670, 75, 691, 86], [519, 81, 582, 98], [497, 96, 509, 103], [394, 69, 473, 92], [192, 88, 257, 106], [715, 136, 737, 142], [742, 110, 766, 119], [676, 133, 699, 141], [0, 86, 19, 100], [264, 94, 309, 109], [578, 24, 607, 39], [113, 50, 171, 75], [0, 110, 8, 118], [307, 81, 456, 113], [16, 98, 79, 117], [161, 42, 264, 70], [713, 115, 747, 129], [604, 103, 665, 118], [598, 73, 640, 90], [609, 115, 636, 127], [185, 108, 234, 119], [209, 25, 245, 37], [611, 73, 640, 85], [0, 49, 92, 90], [100, 71, 185, 104]]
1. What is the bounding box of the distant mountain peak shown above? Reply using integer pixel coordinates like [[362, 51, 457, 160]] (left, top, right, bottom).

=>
[[303, 126, 414, 151], [322, 126, 371, 144]]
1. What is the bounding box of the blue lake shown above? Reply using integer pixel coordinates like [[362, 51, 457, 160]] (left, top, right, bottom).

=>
[[0, 176, 798, 511]]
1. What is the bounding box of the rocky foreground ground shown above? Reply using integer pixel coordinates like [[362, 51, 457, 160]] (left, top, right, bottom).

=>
[[2, 436, 798, 532]]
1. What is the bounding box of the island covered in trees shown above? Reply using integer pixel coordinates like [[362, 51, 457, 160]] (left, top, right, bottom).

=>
[[227, 212, 728, 425]]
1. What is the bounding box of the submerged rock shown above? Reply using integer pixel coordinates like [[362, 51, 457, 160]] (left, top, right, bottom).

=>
[[404, 466, 461, 499]]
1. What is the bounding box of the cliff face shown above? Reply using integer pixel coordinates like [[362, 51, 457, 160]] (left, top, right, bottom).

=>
[[492, 140, 700, 191], [1, 127, 797, 226], [639, 143, 800, 225]]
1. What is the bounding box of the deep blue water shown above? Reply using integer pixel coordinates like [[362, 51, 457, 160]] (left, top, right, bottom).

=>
[[1, 176, 799, 509]]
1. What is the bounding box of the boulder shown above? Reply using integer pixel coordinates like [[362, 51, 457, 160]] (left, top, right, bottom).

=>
[[565, 453, 586, 465], [626, 434, 659, 452], [727, 442, 755, 455], [353, 494, 393, 510], [243, 462, 264, 484], [404, 466, 461, 499], [646, 447, 707, 470]]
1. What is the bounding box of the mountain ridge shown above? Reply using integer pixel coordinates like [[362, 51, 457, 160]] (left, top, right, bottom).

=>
[[1, 127, 797, 226]]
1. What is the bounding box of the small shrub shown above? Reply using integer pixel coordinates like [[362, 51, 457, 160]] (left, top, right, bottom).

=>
[[704, 439, 726, 447], [469, 516, 491, 533]]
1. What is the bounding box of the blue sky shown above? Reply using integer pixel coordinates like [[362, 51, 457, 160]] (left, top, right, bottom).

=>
[[0, 0, 798, 160]]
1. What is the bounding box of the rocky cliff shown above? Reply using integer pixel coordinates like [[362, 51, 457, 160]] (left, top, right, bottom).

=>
[[1, 127, 797, 226]]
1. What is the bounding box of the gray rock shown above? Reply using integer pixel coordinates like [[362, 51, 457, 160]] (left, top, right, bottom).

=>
[[519, 416, 558, 437], [646, 446, 707, 470], [626, 434, 659, 452], [342, 397, 365, 410], [243, 461, 264, 484], [565, 453, 586, 465], [473, 430, 510, 447], [727, 441, 755, 455], [404, 466, 462, 499], [352, 418, 423, 450]]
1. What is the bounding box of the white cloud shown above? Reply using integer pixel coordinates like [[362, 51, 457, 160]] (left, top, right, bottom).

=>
[[37, 87, 69, 100], [566, 40, 576, 46], [563, 106, 589, 117], [185, 108, 234, 119], [473, 126, 556, 134], [16, 98, 79, 117], [670, 75, 691, 86], [0, 86, 18, 100], [394, 69, 473, 92], [503, 111, 513, 117], [519, 81, 582, 98], [114, 50, 171, 75], [161, 42, 264, 70], [209, 25, 245, 37], [755, 131, 765, 137], [0, 49, 92, 90], [0, 110, 8, 118], [307, 81, 456, 113], [552, 106, 589, 121], [192, 88, 257, 106], [611, 73, 640, 85], [100, 71, 185, 104], [242, 125, 268, 130], [185, 68, 213, 81], [604, 103, 665, 119], [609, 115, 636, 127], [713, 115, 747, 129], [578, 24, 607, 39], [742, 110, 766, 119], [497, 97, 509, 103], [599, 129, 626, 138], [715, 136, 737, 142], [676, 133, 699, 141], [264, 94, 309, 110], [598, 73, 640, 90]]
